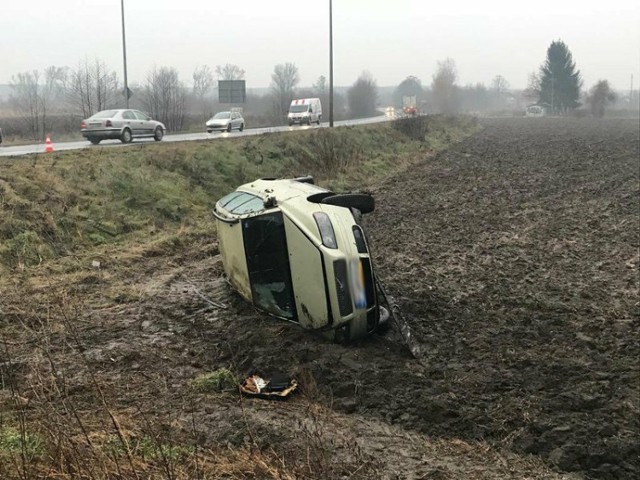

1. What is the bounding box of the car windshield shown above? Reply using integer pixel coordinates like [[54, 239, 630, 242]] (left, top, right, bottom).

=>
[[213, 112, 231, 119], [289, 105, 308, 113], [91, 110, 119, 119]]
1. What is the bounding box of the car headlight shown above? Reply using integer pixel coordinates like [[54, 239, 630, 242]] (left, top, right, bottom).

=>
[[313, 212, 337, 249]]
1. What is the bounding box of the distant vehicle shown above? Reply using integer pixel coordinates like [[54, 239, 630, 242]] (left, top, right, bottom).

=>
[[526, 105, 545, 117], [80, 109, 165, 144], [402, 95, 418, 116], [213, 176, 389, 342], [206, 111, 245, 133], [288, 98, 322, 126]]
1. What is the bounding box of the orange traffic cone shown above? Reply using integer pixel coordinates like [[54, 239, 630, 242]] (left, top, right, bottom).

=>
[[45, 135, 54, 153]]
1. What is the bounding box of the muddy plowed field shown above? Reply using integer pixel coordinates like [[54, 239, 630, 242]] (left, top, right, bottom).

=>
[[367, 117, 639, 478], [2, 117, 637, 479]]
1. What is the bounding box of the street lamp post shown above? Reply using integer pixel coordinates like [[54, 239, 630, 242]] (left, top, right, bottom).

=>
[[121, 0, 129, 108], [329, 0, 333, 127]]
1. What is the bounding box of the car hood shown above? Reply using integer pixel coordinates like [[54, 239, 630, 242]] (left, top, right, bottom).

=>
[[206, 118, 230, 126]]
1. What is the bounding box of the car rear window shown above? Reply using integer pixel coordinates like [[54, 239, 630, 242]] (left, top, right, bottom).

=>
[[91, 110, 119, 119]]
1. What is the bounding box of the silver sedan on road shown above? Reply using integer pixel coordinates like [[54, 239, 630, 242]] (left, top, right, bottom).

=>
[[80, 109, 165, 144], [206, 111, 245, 133]]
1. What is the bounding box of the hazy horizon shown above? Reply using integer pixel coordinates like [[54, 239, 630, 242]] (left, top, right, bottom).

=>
[[2, 0, 639, 91]]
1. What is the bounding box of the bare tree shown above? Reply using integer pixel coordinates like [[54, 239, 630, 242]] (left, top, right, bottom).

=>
[[66, 58, 120, 118], [586, 80, 616, 118], [9, 71, 42, 141], [142, 66, 187, 131], [431, 58, 459, 114], [491, 75, 510, 95], [192, 65, 214, 120], [347, 71, 378, 118], [215, 64, 245, 80], [270, 63, 299, 118], [490, 75, 510, 110], [313, 75, 328, 96], [9, 67, 66, 141]]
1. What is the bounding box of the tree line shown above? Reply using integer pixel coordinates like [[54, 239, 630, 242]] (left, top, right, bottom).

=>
[[2, 59, 381, 141], [2, 40, 633, 142], [402, 40, 625, 117]]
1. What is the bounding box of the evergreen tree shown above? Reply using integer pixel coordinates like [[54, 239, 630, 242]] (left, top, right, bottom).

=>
[[539, 40, 582, 112]]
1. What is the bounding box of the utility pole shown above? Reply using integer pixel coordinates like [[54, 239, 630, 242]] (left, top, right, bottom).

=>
[[121, 0, 130, 108], [630, 74, 634, 108], [329, 0, 334, 127]]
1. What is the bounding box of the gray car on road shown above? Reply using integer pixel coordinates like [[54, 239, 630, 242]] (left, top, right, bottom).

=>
[[206, 111, 245, 133], [80, 109, 165, 144]]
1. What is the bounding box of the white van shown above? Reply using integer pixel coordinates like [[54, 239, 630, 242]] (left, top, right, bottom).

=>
[[288, 98, 322, 126]]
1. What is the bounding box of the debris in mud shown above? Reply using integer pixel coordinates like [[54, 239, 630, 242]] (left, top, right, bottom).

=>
[[240, 372, 298, 399]]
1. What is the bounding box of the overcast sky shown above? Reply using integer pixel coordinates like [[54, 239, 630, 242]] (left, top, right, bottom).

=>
[[2, 0, 639, 90]]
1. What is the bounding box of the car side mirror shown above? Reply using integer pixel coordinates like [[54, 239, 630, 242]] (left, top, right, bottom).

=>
[[146, 116, 151, 121]]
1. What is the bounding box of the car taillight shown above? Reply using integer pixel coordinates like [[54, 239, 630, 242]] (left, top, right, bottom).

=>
[[105, 120, 112, 127], [80, 121, 86, 129]]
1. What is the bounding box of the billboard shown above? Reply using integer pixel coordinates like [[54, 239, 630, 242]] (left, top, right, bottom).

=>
[[218, 80, 246, 104]]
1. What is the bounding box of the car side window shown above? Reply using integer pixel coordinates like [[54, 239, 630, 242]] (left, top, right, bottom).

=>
[[122, 111, 135, 120], [133, 111, 148, 120]]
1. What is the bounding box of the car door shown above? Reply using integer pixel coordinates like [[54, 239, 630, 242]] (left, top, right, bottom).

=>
[[121, 110, 139, 136], [134, 110, 153, 135]]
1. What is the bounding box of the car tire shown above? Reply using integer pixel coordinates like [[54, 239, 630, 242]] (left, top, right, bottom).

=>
[[120, 128, 132, 144], [239, 123, 244, 132], [88, 138, 101, 145], [227, 124, 232, 133], [153, 127, 164, 141], [207, 129, 212, 134], [321, 193, 375, 214]]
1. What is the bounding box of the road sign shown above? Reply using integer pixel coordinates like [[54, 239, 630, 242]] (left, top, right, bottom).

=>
[[219, 80, 246, 104]]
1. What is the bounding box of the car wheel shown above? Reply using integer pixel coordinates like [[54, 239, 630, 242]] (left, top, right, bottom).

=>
[[321, 193, 375, 214], [88, 138, 101, 145], [120, 128, 132, 144], [239, 123, 244, 132], [227, 124, 232, 133], [154, 127, 164, 141]]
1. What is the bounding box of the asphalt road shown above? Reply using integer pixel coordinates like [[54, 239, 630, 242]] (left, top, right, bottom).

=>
[[0, 114, 394, 158]]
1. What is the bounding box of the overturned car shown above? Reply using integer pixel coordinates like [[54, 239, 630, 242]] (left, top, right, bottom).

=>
[[213, 177, 388, 341]]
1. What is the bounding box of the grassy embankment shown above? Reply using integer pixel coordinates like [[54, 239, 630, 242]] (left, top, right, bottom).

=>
[[0, 116, 478, 478], [0, 116, 475, 277]]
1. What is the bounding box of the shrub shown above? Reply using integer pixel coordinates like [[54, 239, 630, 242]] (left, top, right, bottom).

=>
[[190, 368, 238, 393]]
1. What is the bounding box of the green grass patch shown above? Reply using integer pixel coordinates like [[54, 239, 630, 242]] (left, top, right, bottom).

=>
[[190, 368, 239, 393], [0, 426, 44, 461]]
